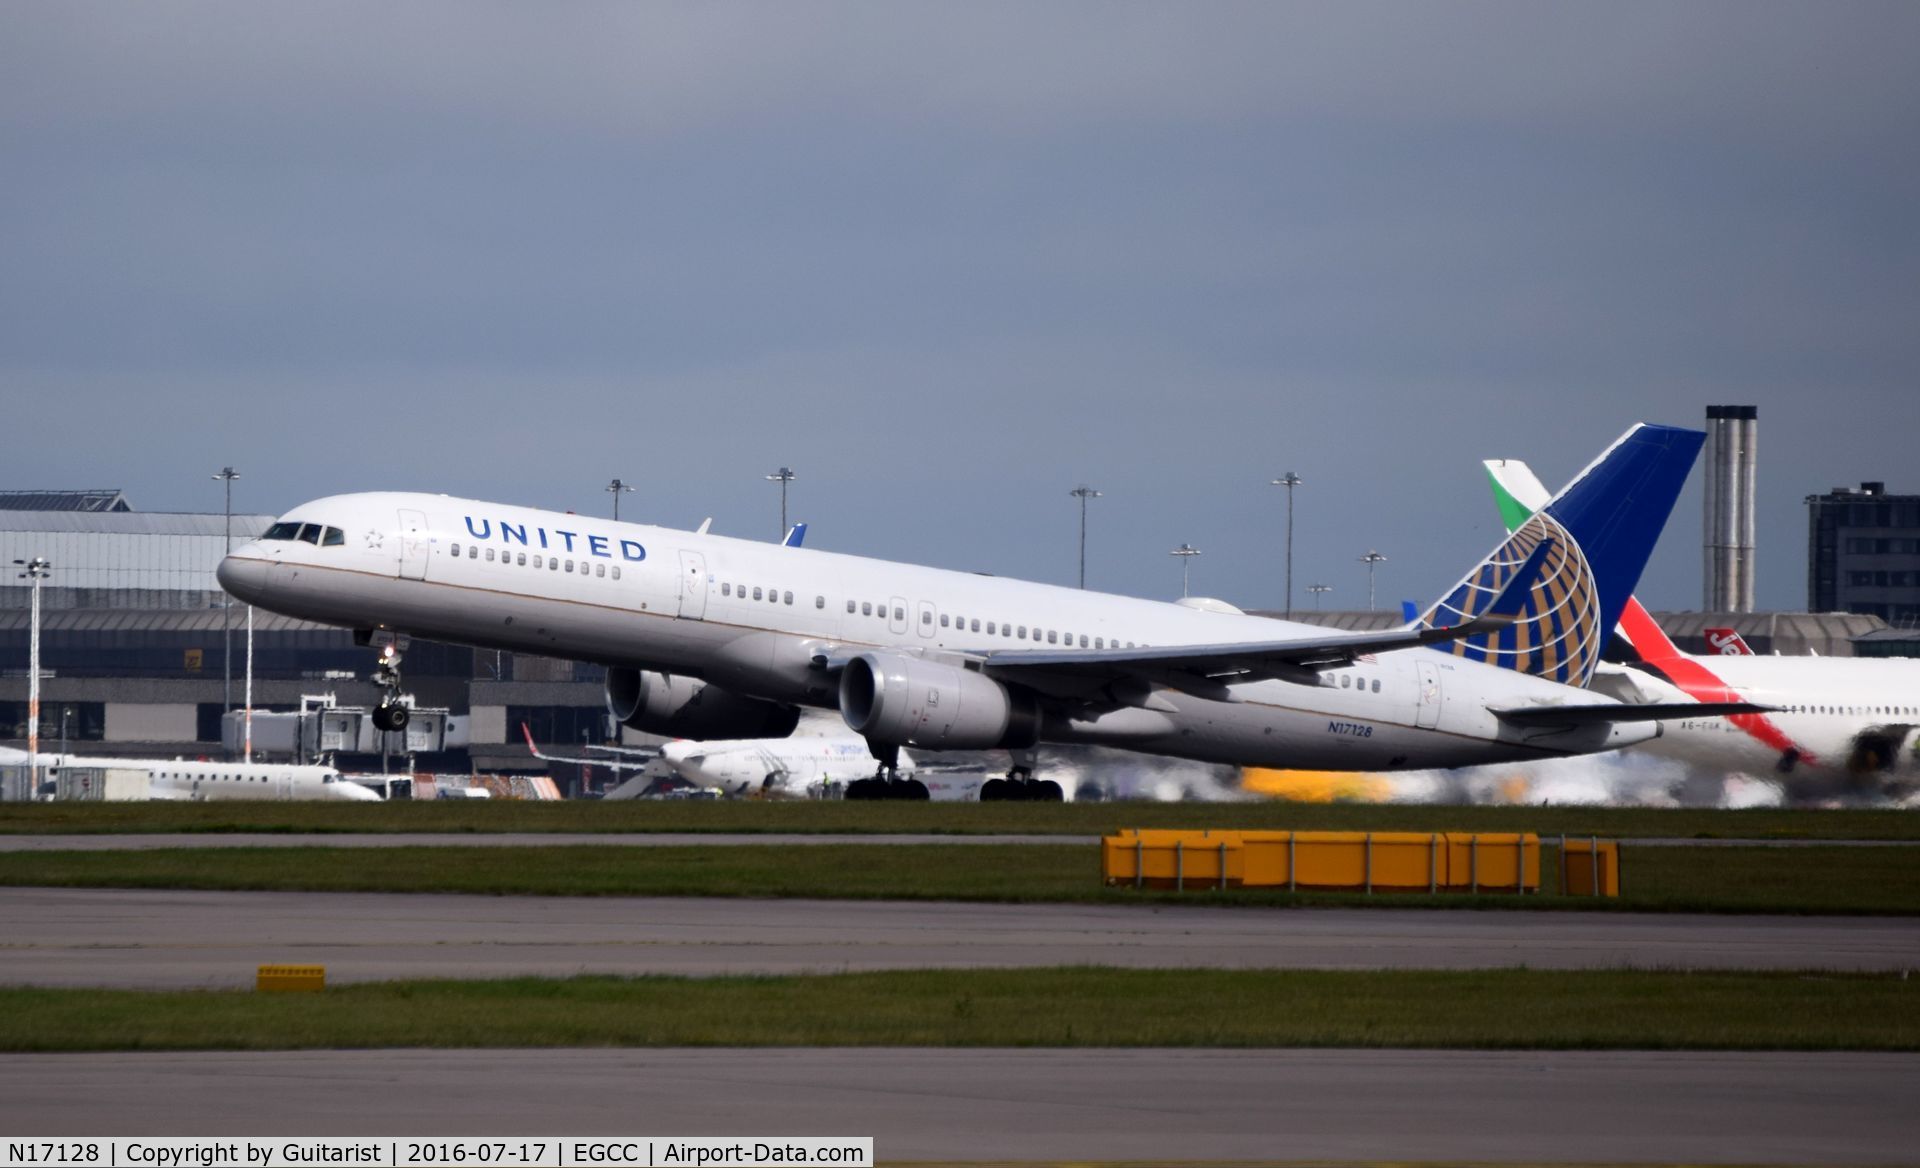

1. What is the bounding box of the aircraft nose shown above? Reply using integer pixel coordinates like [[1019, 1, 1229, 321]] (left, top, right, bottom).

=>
[[216, 554, 270, 604]]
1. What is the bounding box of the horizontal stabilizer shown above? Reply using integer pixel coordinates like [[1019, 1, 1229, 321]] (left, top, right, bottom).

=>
[[1492, 701, 1774, 727]]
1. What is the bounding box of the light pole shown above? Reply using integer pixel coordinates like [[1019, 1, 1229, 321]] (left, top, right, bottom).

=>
[[15, 556, 50, 787], [1070, 485, 1101, 589], [605, 477, 635, 522], [1170, 543, 1202, 598], [1271, 471, 1302, 618], [1308, 583, 1332, 610], [1359, 550, 1387, 612], [765, 467, 796, 539], [212, 467, 240, 714]]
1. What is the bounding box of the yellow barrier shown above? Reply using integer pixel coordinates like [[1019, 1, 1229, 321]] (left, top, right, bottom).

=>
[[1559, 836, 1622, 897], [257, 964, 326, 992], [1103, 830, 1542, 894]]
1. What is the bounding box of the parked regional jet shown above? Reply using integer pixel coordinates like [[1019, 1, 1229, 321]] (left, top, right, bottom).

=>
[[217, 424, 1743, 800], [1486, 460, 1920, 795], [0, 748, 381, 802], [521, 721, 919, 798]]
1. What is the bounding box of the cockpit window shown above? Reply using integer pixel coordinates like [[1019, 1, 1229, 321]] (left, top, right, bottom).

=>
[[296, 524, 321, 544], [262, 521, 302, 541], [322, 527, 344, 546]]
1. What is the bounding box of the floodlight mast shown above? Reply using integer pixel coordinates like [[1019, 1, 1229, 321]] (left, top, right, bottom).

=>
[[1359, 549, 1388, 611], [1169, 543, 1202, 598], [1070, 485, 1101, 589], [765, 467, 797, 538], [605, 478, 636, 522], [15, 556, 51, 790], [212, 467, 240, 716], [1271, 471, 1302, 617]]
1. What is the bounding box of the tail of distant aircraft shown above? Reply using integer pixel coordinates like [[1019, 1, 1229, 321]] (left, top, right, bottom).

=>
[[1703, 627, 1755, 656], [1414, 424, 1704, 687]]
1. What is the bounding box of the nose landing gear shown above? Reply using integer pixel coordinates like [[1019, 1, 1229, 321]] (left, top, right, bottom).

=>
[[368, 639, 411, 733]]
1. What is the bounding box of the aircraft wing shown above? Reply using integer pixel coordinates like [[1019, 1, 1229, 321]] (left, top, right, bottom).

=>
[[978, 540, 1552, 690], [520, 724, 656, 771], [1492, 701, 1774, 727]]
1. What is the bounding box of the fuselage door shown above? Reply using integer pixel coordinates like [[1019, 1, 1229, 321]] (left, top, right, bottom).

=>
[[889, 596, 909, 636], [1415, 659, 1443, 730], [678, 550, 708, 620], [397, 509, 430, 581]]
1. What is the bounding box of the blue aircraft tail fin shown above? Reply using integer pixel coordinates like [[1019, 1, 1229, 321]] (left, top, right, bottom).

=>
[[1414, 423, 1703, 687], [782, 523, 807, 548]]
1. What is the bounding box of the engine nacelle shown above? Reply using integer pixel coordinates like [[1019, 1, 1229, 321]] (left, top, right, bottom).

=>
[[838, 652, 1038, 750], [604, 668, 800, 740]]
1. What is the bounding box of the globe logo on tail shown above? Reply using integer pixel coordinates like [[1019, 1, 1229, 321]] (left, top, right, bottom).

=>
[[1425, 513, 1603, 686]]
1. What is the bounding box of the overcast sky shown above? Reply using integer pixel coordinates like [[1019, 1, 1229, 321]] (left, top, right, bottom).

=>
[[3, 3, 1915, 613]]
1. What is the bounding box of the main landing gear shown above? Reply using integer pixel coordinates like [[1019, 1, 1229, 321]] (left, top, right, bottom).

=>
[[979, 747, 1063, 802], [368, 638, 411, 733], [846, 740, 929, 801]]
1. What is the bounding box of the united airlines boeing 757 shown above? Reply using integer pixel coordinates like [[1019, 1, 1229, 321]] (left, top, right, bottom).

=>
[[218, 424, 1745, 800]]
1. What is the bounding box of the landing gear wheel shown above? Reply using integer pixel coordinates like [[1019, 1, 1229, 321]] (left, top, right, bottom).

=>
[[902, 778, 930, 801], [979, 777, 1009, 802], [846, 778, 876, 801], [1034, 779, 1064, 802], [372, 703, 409, 733]]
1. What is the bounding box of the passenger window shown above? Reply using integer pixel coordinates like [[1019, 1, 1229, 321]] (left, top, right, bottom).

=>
[[894, 606, 904, 621], [468, 546, 477, 559], [923, 610, 933, 624], [486, 549, 495, 562], [753, 587, 763, 600], [846, 599, 855, 613], [1372, 679, 1381, 693], [862, 602, 872, 616], [1047, 630, 1057, 644], [596, 563, 606, 577], [816, 596, 825, 609], [784, 591, 793, 605], [550, 558, 559, 571], [452, 543, 461, 556], [1019, 626, 1028, 639], [987, 622, 996, 634], [722, 583, 731, 597], [533, 555, 543, 569], [565, 560, 574, 573], [1340, 675, 1351, 688], [323, 527, 345, 546], [611, 566, 621, 580], [517, 553, 527, 566], [1080, 635, 1089, 648], [940, 615, 949, 628]]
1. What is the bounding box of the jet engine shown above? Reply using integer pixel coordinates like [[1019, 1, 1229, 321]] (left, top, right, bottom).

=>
[[838, 652, 1039, 750], [604, 668, 800, 740]]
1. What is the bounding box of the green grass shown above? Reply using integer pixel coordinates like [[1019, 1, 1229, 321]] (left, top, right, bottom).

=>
[[3, 842, 1918, 914], [3, 800, 1918, 840], [0, 968, 1910, 1052]]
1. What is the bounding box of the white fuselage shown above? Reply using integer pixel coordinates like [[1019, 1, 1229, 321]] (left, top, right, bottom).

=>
[[10, 751, 381, 802], [1620, 655, 1920, 787], [659, 737, 916, 797], [217, 492, 1653, 772]]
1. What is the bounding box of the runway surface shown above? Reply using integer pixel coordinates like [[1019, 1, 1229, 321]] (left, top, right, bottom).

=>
[[0, 832, 1097, 850], [1, 831, 1913, 850], [0, 1048, 1910, 1164], [3, 887, 1914, 987]]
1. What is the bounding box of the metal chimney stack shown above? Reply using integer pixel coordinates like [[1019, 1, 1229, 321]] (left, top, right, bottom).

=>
[[1703, 404, 1757, 612]]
